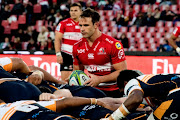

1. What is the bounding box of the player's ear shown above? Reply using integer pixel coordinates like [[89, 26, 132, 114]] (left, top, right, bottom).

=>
[[94, 22, 99, 29]]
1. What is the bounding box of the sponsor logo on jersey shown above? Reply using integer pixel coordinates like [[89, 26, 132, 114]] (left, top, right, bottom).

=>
[[105, 38, 113, 44], [118, 49, 124, 59], [75, 25, 80, 29], [88, 53, 94, 59], [115, 42, 122, 49], [66, 23, 73, 26], [77, 49, 85, 53], [85, 65, 111, 72], [97, 47, 106, 55]]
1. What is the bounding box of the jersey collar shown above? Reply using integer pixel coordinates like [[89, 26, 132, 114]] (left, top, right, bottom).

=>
[[84, 33, 103, 51]]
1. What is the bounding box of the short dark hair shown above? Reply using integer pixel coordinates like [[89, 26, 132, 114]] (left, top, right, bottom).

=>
[[80, 8, 100, 24], [70, 2, 82, 10], [117, 70, 144, 89]]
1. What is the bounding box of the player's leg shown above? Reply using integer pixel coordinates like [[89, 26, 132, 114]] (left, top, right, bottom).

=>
[[60, 52, 73, 82]]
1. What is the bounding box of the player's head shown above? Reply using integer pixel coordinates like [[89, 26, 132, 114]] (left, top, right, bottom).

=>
[[117, 70, 144, 90], [79, 8, 100, 38], [70, 3, 82, 20]]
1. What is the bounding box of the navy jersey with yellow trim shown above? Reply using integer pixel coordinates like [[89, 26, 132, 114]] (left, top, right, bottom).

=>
[[125, 74, 180, 101]]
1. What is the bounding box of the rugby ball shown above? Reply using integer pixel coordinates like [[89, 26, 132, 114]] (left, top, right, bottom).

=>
[[69, 70, 89, 86]]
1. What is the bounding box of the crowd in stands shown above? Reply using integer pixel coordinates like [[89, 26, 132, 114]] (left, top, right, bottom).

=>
[[0, 0, 179, 52]]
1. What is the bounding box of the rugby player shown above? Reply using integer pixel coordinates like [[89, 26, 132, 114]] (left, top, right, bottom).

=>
[[0, 57, 106, 100], [103, 70, 180, 120], [73, 8, 127, 97], [0, 95, 113, 120], [55, 3, 83, 81]]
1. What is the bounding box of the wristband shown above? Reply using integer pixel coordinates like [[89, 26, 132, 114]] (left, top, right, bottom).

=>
[[176, 47, 180, 52], [110, 104, 130, 120], [56, 52, 62, 56], [90, 98, 97, 105]]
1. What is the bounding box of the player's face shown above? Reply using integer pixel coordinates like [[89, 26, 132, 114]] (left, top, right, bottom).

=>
[[79, 17, 95, 38], [70, 6, 82, 20]]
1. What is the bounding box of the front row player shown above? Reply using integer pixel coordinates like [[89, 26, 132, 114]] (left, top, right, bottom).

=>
[[103, 70, 180, 120], [0, 96, 112, 120]]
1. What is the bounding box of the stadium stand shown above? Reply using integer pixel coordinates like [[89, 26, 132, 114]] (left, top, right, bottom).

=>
[[0, 0, 179, 52]]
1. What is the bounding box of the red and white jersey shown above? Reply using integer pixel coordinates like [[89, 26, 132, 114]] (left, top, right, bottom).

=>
[[55, 18, 82, 55], [73, 33, 126, 91], [173, 26, 180, 37]]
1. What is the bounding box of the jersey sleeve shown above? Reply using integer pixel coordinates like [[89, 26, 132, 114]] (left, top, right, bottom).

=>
[[111, 41, 126, 64], [124, 79, 143, 96], [72, 45, 80, 65], [55, 21, 65, 34], [0, 57, 13, 72], [37, 100, 56, 112], [173, 26, 180, 37]]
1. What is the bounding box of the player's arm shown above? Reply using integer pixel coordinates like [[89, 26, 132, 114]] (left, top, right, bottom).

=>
[[98, 60, 127, 83], [29, 65, 66, 84], [54, 31, 63, 64], [98, 97, 127, 111], [105, 89, 143, 120], [168, 34, 178, 50], [11, 57, 31, 75], [55, 97, 109, 113], [84, 60, 127, 87]]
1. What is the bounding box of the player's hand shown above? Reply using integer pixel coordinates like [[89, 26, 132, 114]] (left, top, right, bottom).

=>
[[176, 47, 180, 56], [57, 55, 63, 64], [27, 71, 43, 85], [39, 93, 57, 101], [83, 72, 101, 87], [96, 100, 112, 111]]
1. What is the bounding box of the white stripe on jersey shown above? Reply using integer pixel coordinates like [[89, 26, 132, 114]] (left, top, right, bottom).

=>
[[84, 62, 112, 72], [0, 99, 64, 119], [124, 79, 142, 96], [61, 44, 73, 55], [63, 32, 82, 41], [0, 57, 11, 67]]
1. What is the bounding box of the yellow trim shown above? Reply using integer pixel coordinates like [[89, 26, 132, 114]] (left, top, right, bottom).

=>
[[119, 105, 128, 116], [154, 100, 173, 119], [45, 101, 56, 112], [132, 114, 147, 120]]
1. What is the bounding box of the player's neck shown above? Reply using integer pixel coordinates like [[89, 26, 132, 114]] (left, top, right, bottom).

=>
[[87, 29, 101, 46], [72, 17, 79, 22]]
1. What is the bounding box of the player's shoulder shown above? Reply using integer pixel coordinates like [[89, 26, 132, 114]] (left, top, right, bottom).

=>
[[124, 79, 141, 96], [58, 18, 70, 25], [102, 34, 123, 49]]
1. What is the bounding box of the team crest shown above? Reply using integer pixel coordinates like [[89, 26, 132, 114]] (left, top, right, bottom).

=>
[[98, 47, 106, 55], [115, 42, 121, 49]]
